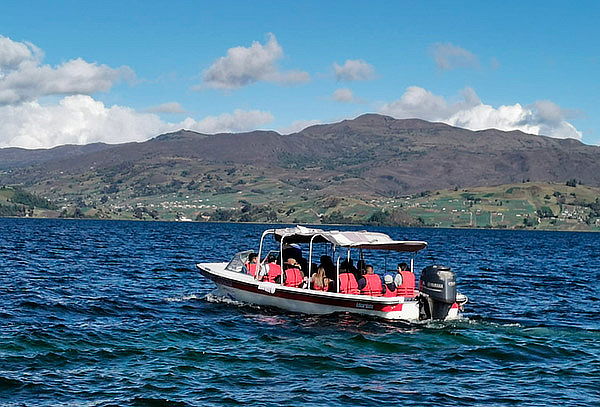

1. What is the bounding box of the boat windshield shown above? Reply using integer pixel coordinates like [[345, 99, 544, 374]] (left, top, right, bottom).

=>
[[225, 250, 253, 272]]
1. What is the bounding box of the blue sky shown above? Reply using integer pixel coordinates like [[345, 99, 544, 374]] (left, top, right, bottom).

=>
[[0, 0, 598, 148]]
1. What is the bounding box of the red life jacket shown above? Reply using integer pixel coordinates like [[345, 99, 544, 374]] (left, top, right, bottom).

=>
[[312, 279, 329, 291], [397, 270, 415, 297], [339, 273, 360, 295], [383, 283, 397, 297], [284, 267, 303, 287], [264, 263, 282, 283], [245, 262, 257, 277], [360, 273, 383, 296]]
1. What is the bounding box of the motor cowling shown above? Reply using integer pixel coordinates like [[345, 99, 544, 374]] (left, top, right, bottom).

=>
[[419, 265, 457, 320]]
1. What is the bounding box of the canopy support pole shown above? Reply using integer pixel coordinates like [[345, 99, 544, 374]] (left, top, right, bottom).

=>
[[336, 255, 340, 293], [279, 235, 285, 286], [308, 234, 320, 289], [256, 229, 273, 280]]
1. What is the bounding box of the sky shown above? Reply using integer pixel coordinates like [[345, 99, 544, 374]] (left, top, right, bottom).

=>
[[0, 0, 598, 148]]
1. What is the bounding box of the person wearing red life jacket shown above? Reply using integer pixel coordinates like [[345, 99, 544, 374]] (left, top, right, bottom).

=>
[[338, 267, 360, 295], [244, 253, 258, 277], [382, 274, 398, 297], [311, 266, 331, 291], [358, 265, 383, 296], [282, 258, 304, 288], [394, 262, 416, 297], [263, 254, 282, 283]]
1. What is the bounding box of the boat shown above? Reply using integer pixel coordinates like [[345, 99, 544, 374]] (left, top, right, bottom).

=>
[[196, 226, 468, 322]]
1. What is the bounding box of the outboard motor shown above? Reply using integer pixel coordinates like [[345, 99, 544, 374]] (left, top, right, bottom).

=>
[[419, 265, 457, 320]]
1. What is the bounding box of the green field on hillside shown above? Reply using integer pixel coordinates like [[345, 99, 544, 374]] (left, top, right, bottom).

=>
[[384, 182, 600, 231], [2, 181, 599, 231]]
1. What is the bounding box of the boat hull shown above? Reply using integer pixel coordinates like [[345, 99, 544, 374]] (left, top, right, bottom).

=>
[[197, 262, 422, 321]]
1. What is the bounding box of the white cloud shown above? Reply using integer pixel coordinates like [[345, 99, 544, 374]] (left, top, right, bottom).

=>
[[144, 102, 186, 114], [0, 35, 134, 105], [279, 119, 322, 134], [0, 36, 42, 70], [332, 88, 357, 103], [380, 86, 582, 140], [201, 33, 309, 90], [0, 95, 274, 148], [431, 43, 479, 70], [380, 86, 456, 121], [180, 109, 274, 134], [333, 59, 375, 81]]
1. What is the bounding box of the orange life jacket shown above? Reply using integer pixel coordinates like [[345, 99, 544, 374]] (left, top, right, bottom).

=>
[[339, 273, 360, 295], [397, 270, 415, 297], [245, 262, 257, 277], [264, 263, 282, 283], [360, 273, 383, 296], [383, 283, 397, 297], [284, 267, 303, 287]]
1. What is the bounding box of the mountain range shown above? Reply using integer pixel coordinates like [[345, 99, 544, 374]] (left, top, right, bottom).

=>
[[0, 114, 600, 198]]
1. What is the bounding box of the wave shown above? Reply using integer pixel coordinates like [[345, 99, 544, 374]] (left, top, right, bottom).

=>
[[0, 376, 24, 390], [164, 294, 202, 302], [202, 291, 255, 308], [129, 397, 190, 407]]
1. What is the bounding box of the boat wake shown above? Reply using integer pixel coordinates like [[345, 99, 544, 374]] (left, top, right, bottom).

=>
[[164, 294, 202, 302], [203, 290, 259, 309]]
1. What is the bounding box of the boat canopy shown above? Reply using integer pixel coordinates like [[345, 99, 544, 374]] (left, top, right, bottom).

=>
[[272, 226, 427, 252]]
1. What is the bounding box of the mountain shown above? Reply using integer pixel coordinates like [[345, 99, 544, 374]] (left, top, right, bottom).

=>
[[0, 143, 114, 170], [0, 114, 598, 225]]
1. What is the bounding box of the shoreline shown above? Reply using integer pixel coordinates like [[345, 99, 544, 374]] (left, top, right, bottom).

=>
[[2, 215, 598, 233]]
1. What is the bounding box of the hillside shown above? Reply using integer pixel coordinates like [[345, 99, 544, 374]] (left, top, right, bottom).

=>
[[0, 186, 57, 217], [388, 182, 600, 231], [0, 114, 599, 229]]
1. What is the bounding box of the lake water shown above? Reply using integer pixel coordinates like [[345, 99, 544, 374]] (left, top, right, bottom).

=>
[[1, 218, 599, 406]]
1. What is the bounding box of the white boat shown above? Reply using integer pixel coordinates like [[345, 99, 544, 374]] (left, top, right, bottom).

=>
[[196, 226, 467, 322]]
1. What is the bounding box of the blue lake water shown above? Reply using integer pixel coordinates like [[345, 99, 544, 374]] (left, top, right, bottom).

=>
[[1, 218, 599, 406]]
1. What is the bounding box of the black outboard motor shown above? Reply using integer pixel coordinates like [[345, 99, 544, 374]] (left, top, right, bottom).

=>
[[419, 265, 457, 320]]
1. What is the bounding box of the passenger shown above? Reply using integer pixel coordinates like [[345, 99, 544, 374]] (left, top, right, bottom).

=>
[[382, 274, 397, 297], [358, 265, 383, 296], [338, 265, 360, 295], [356, 259, 367, 276], [263, 254, 281, 283], [282, 244, 302, 264], [341, 259, 362, 283], [393, 262, 407, 286], [298, 258, 309, 275], [319, 255, 336, 281], [311, 266, 332, 291], [395, 262, 416, 297], [283, 258, 304, 288], [283, 257, 298, 270], [244, 253, 258, 277]]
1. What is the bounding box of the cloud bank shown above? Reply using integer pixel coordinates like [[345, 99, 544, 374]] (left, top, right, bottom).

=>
[[201, 33, 309, 90], [333, 59, 375, 81], [279, 119, 323, 134], [0, 95, 274, 148], [0, 35, 134, 105], [179, 109, 274, 134], [380, 86, 582, 140]]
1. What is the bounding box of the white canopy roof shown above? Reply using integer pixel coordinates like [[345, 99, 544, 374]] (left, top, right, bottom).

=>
[[272, 226, 427, 252]]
